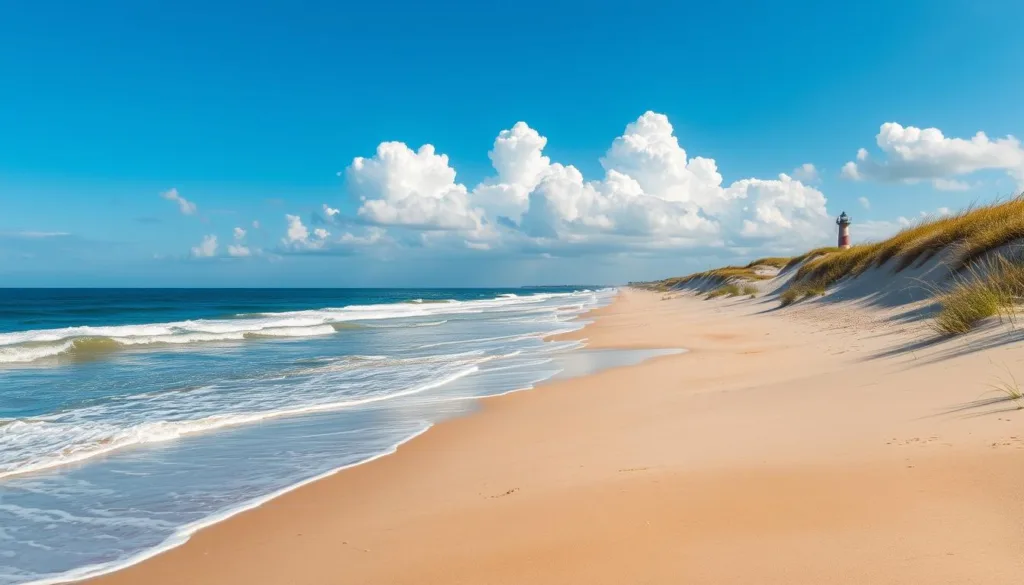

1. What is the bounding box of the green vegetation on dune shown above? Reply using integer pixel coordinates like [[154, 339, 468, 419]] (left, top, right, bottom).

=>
[[781, 198, 1024, 309], [686, 266, 774, 283], [643, 196, 1024, 335], [933, 255, 1024, 335], [779, 282, 826, 307], [705, 283, 760, 300], [781, 247, 839, 272], [705, 285, 735, 299], [644, 258, 790, 292], [789, 243, 883, 293], [745, 257, 791, 270]]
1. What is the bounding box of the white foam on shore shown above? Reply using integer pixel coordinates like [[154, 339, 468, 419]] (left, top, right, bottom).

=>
[[21, 345, 678, 585], [18, 424, 433, 585], [0, 287, 621, 585], [0, 366, 479, 481]]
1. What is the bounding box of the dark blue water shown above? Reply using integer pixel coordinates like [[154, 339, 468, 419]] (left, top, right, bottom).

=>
[[0, 288, 588, 333]]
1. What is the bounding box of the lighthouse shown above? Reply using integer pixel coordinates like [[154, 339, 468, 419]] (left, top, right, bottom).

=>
[[836, 211, 852, 249]]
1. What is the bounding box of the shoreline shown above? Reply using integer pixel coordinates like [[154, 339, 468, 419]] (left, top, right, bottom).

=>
[[85, 288, 1024, 584], [27, 425, 435, 585], [25, 290, 623, 585]]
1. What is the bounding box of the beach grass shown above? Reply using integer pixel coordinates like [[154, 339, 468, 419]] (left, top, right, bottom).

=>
[[745, 257, 791, 270], [779, 288, 800, 307], [644, 196, 1024, 327], [784, 197, 1024, 307], [706, 283, 761, 300], [781, 247, 840, 271], [779, 281, 827, 307], [933, 279, 1003, 335], [933, 254, 1024, 335], [985, 363, 1024, 409], [706, 284, 740, 299], [705, 285, 735, 299], [652, 264, 774, 292]]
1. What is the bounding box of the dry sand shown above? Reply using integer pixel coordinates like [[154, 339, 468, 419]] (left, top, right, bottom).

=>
[[87, 288, 1024, 585]]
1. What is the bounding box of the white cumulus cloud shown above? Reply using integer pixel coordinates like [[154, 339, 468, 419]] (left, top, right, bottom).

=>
[[161, 188, 197, 215], [281, 215, 331, 250], [730, 174, 830, 244], [842, 122, 1024, 189], [858, 196, 871, 210], [516, 112, 827, 248], [227, 244, 251, 257], [318, 111, 831, 255], [190, 235, 217, 257], [233, 227, 247, 240], [472, 121, 552, 220], [283, 214, 310, 244], [791, 163, 819, 183], [347, 143, 483, 230]]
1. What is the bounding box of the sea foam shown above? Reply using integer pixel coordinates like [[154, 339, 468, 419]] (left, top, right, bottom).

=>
[[0, 287, 615, 585], [0, 292, 582, 365]]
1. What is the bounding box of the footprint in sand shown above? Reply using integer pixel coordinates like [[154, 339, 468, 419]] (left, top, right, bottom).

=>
[[989, 436, 1024, 449]]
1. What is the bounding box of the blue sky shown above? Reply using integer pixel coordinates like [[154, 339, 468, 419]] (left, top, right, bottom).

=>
[[3, 0, 1024, 287]]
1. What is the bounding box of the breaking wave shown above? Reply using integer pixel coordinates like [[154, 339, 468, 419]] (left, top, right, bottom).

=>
[[0, 291, 595, 365], [0, 286, 618, 585], [0, 362, 483, 481]]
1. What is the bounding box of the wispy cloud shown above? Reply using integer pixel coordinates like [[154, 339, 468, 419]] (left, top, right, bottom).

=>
[[791, 163, 819, 183], [161, 188, 197, 215], [190, 234, 218, 257], [932, 178, 971, 191], [227, 244, 252, 257]]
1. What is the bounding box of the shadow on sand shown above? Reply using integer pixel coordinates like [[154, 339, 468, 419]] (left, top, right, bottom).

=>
[[863, 321, 1024, 366], [931, 395, 1024, 419]]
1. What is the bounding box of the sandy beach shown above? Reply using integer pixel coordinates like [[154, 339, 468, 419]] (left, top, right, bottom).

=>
[[86, 288, 1024, 585]]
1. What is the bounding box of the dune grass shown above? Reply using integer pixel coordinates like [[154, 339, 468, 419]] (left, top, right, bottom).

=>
[[778, 288, 799, 307], [705, 285, 737, 299], [705, 283, 762, 300], [645, 196, 1024, 331], [689, 266, 773, 282], [987, 364, 1024, 409], [781, 247, 840, 272], [783, 197, 1024, 309], [652, 264, 774, 292], [933, 279, 1003, 334], [779, 281, 827, 306], [745, 256, 791, 270], [932, 254, 1024, 335]]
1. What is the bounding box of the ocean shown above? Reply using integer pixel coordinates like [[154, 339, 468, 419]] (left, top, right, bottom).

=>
[[0, 287, 669, 584]]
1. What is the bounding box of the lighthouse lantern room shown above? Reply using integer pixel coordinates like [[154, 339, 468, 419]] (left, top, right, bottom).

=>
[[836, 211, 852, 249]]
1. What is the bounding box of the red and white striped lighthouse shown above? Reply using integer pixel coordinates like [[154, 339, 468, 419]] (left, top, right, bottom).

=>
[[836, 211, 852, 249]]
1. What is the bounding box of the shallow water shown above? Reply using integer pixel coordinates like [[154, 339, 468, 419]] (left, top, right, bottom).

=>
[[0, 288, 677, 584]]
